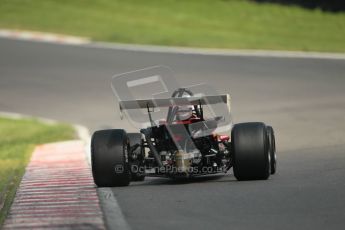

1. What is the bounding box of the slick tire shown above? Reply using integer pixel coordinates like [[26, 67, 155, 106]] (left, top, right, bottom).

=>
[[266, 126, 277, 175], [91, 129, 131, 187], [232, 122, 270, 180]]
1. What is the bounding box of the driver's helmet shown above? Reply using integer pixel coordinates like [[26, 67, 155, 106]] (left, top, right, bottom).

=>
[[176, 105, 193, 121]]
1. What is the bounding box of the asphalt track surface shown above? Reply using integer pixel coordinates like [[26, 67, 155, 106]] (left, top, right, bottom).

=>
[[1, 38, 345, 230]]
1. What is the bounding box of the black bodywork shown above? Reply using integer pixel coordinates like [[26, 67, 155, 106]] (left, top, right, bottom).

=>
[[131, 88, 232, 178]]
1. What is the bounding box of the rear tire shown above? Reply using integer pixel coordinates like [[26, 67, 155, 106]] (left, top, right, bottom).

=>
[[127, 133, 146, 181], [91, 129, 131, 187], [266, 126, 276, 175], [232, 122, 270, 180]]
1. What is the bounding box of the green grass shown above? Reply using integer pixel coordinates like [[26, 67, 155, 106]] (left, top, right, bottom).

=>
[[0, 117, 75, 226], [0, 0, 345, 52]]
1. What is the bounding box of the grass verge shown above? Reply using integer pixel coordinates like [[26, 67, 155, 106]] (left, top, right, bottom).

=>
[[0, 117, 75, 226], [0, 0, 345, 52]]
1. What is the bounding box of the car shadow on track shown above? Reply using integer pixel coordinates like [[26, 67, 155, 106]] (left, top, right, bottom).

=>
[[130, 173, 237, 187]]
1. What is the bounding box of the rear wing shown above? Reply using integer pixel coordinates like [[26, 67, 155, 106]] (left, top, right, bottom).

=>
[[119, 94, 231, 118]]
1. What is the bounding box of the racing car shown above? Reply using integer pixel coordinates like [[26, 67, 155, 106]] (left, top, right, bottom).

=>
[[91, 88, 276, 187]]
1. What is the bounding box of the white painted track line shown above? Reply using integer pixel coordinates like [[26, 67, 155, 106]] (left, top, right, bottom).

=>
[[1, 28, 344, 60]]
